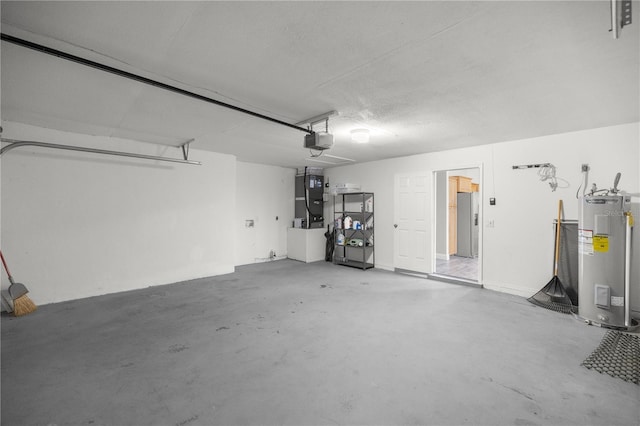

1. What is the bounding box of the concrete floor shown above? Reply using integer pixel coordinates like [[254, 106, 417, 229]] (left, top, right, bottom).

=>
[[2, 259, 639, 426]]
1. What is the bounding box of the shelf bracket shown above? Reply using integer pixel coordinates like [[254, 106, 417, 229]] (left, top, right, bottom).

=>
[[512, 163, 552, 170], [0, 138, 202, 165], [180, 139, 195, 161]]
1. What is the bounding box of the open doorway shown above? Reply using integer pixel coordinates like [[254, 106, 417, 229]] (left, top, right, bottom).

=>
[[433, 168, 481, 283]]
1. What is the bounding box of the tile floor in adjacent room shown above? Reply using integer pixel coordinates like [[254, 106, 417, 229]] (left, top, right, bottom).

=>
[[2, 259, 639, 425], [435, 255, 479, 281]]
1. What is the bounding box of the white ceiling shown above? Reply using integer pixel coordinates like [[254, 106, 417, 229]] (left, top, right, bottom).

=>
[[1, 1, 638, 168]]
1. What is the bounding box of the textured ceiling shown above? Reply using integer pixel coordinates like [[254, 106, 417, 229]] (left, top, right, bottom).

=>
[[1, 1, 639, 168]]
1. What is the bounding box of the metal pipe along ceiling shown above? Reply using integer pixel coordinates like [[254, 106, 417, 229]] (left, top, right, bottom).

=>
[[0, 33, 312, 135], [0, 139, 202, 166]]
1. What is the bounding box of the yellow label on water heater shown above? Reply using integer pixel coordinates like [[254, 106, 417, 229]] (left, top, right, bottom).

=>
[[593, 235, 609, 253]]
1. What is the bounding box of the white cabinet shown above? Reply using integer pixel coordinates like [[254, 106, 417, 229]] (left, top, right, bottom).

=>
[[287, 228, 326, 263]]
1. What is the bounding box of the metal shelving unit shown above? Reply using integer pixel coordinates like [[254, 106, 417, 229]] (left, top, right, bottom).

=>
[[333, 192, 374, 270]]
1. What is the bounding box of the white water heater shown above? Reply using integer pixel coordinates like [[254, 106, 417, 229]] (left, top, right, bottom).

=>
[[578, 195, 635, 329]]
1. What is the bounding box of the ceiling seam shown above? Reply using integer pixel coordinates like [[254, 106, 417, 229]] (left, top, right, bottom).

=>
[[313, 14, 483, 92]]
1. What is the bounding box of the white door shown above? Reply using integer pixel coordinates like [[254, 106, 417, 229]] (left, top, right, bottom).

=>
[[394, 173, 430, 273]]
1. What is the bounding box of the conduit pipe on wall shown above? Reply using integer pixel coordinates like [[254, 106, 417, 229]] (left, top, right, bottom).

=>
[[624, 212, 632, 326], [0, 33, 312, 135], [612, 0, 620, 39], [0, 138, 202, 166]]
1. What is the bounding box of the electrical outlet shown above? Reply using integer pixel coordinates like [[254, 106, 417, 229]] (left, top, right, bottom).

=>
[[487, 220, 495, 228]]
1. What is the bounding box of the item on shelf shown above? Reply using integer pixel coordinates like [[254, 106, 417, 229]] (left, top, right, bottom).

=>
[[347, 238, 363, 247], [365, 217, 373, 229], [353, 220, 361, 230], [330, 182, 361, 195], [344, 216, 352, 229], [337, 233, 345, 245]]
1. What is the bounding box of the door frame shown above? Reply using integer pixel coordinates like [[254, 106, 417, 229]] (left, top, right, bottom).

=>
[[431, 164, 484, 284]]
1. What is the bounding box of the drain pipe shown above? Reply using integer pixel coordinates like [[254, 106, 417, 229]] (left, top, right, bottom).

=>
[[611, 0, 620, 39], [0, 138, 201, 165], [624, 211, 633, 327]]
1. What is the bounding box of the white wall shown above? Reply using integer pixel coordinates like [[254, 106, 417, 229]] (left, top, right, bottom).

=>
[[3, 121, 638, 313], [235, 162, 295, 265], [326, 123, 640, 312], [435, 171, 447, 258], [325, 146, 488, 272], [449, 168, 480, 183], [1, 122, 236, 305]]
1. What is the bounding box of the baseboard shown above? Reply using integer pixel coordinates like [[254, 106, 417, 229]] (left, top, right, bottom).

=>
[[395, 268, 430, 279], [427, 273, 482, 288], [482, 282, 538, 298], [374, 264, 394, 272], [254, 255, 288, 263], [435, 253, 449, 261], [1, 291, 13, 313]]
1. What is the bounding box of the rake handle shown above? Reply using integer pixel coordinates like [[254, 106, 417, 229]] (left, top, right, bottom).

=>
[[554, 200, 563, 276], [0, 250, 17, 285]]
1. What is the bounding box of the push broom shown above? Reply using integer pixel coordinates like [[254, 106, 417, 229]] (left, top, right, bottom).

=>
[[1, 250, 37, 316], [527, 199, 576, 314]]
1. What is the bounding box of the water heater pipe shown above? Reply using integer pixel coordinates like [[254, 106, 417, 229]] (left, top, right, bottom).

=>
[[624, 212, 632, 326], [611, 0, 619, 39]]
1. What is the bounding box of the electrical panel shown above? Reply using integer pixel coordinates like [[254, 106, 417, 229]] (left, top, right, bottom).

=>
[[294, 172, 324, 229]]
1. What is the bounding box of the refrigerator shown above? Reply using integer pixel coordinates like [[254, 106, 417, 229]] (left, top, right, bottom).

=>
[[456, 192, 479, 258]]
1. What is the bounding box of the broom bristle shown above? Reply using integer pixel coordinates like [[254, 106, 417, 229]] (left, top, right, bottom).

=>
[[13, 294, 37, 316]]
